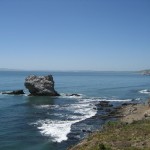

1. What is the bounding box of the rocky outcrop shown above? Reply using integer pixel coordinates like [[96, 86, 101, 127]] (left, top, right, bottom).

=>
[[97, 101, 113, 107], [140, 70, 150, 75], [66, 94, 81, 97], [2, 90, 25, 95], [24, 75, 60, 96]]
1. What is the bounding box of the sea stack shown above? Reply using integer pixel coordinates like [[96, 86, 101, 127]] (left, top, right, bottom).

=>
[[24, 75, 60, 96]]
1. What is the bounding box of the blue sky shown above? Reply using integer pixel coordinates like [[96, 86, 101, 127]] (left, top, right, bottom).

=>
[[0, 0, 150, 71]]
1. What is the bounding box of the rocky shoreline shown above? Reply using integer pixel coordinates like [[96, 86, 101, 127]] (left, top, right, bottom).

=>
[[118, 100, 150, 124], [69, 99, 150, 150]]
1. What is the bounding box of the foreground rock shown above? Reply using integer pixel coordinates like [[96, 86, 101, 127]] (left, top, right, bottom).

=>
[[2, 90, 25, 95], [24, 75, 60, 96]]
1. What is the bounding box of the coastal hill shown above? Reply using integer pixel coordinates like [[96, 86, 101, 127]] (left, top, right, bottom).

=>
[[139, 69, 150, 75], [0, 68, 19, 71]]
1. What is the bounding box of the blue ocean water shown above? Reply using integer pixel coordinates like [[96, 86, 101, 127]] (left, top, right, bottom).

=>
[[0, 71, 150, 150]]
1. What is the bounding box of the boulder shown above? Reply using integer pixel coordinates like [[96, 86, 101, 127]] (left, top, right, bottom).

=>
[[97, 101, 113, 107], [66, 94, 81, 97], [82, 129, 92, 133], [144, 110, 150, 118], [24, 75, 60, 96], [2, 90, 25, 95]]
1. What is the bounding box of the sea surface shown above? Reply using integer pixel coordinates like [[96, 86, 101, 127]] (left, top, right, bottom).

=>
[[0, 71, 150, 150]]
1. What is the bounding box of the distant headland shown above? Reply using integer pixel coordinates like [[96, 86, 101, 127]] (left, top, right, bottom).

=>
[[139, 69, 150, 76], [0, 68, 20, 71]]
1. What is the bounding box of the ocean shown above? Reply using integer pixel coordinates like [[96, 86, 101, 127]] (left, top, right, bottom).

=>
[[0, 71, 150, 150]]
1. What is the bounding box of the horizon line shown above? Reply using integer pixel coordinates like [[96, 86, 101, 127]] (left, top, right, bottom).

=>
[[0, 68, 144, 72]]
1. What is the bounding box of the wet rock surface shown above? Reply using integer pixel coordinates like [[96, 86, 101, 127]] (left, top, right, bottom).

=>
[[66, 94, 81, 97], [97, 101, 113, 107], [2, 90, 25, 95]]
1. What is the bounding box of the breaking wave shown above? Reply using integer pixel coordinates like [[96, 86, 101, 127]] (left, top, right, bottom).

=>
[[30, 94, 134, 143], [139, 89, 150, 94]]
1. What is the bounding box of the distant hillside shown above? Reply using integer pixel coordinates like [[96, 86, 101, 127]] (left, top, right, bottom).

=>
[[139, 69, 150, 75], [0, 68, 19, 71]]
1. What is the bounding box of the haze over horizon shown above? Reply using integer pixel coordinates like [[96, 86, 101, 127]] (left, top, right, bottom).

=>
[[0, 67, 148, 72], [0, 0, 150, 71]]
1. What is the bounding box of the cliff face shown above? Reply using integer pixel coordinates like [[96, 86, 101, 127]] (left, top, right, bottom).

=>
[[24, 75, 60, 96]]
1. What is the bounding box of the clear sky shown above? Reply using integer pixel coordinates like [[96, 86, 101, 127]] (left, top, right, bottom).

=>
[[0, 0, 150, 71]]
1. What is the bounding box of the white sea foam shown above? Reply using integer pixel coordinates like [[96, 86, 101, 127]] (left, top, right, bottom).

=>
[[60, 93, 84, 99], [36, 109, 97, 143], [32, 99, 97, 143], [34, 105, 59, 109], [135, 98, 141, 101], [36, 107, 96, 142], [35, 105, 51, 109], [139, 89, 150, 94], [24, 94, 28, 96], [36, 120, 74, 142], [79, 98, 132, 103], [31, 96, 133, 143], [102, 99, 132, 102]]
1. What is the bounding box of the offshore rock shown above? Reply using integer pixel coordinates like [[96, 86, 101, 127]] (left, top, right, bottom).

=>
[[66, 94, 81, 97], [97, 101, 113, 107], [24, 75, 60, 96], [2, 90, 25, 95]]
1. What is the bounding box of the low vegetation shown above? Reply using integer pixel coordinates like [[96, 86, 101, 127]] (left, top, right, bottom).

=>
[[69, 120, 150, 150]]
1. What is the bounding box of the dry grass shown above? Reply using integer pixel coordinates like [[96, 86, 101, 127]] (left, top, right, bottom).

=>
[[69, 120, 150, 150]]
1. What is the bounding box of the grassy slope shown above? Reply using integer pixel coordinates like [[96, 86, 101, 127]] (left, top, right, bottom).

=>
[[69, 120, 150, 150]]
